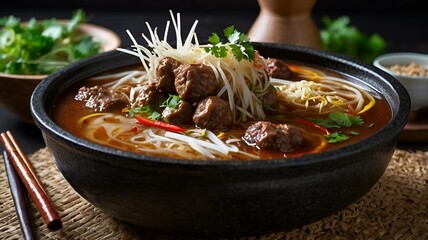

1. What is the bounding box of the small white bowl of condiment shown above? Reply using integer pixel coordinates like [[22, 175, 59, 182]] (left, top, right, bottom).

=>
[[373, 52, 428, 111]]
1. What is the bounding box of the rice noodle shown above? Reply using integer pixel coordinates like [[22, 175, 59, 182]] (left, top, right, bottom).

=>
[[78, 113, 257, 160], [273, 76, 375, 114]]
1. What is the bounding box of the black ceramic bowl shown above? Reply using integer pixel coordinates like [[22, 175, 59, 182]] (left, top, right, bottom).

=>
[[31, 43, 410, 238]]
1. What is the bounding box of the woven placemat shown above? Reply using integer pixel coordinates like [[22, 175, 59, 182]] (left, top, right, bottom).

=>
[[1, 148, 427, 239]]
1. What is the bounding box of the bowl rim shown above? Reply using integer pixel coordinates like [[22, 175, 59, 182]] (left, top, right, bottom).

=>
[[31, 43, 410, 169], [373, 52, 428, 80], [0, 72, 46, 80]]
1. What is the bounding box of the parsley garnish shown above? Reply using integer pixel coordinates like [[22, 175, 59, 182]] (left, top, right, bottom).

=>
[[129, 95, 183, 121], [161, 95, 182, 109], [205, 26, 255, 62], [308, 112, 364, 144], [324, 132, 350, 143], [350, 131, 360, 136], [309, 112, 364, 128], [128, 106, 161, 120], [307, 118, 340, 128], [329, 112, 364, 127], [0, 9, 101, 74], [149, 111, 162, 120], [128, 106, 152, 116]]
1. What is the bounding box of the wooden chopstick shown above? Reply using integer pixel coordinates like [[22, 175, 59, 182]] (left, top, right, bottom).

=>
[[3, 151, 36, 240], [0, 131, 62, 231]]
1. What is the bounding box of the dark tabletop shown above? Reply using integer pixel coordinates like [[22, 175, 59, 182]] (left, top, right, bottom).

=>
[[1, 2, 428, 154]]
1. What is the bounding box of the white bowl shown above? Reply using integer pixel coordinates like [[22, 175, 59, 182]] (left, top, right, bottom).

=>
[[373, 52, 428, 111]]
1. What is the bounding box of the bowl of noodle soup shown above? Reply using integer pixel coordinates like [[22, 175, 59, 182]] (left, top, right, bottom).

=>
[[31, 12, 410, 237]]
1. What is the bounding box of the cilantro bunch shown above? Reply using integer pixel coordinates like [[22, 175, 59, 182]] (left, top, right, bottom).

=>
[[128, 94, 183, 121], [320, 16, 386, 63], [308, 112, 365, 143], [0, 9, 101, 75], [205, 26, 255, 62]]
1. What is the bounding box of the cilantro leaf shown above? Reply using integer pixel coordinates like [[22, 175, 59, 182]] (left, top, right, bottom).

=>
[[72, 36, 101, 59], [129, 106, 161, 120], [230, 44, 244, 61], [307, 118, 340, 128], [42, 24, 63, 40], [224, 26, 240, 43], [329, 112, 364, 127], [128, 106, 154, 117], [239, 32, 250, 42], [148, 111, 162, 120], [223, 26, 235, 38], [350, 131, 360, 136], [324, 132, 350, 143], [0, 16, 20, 28], [329, 112, 352, 127], [66, 9, 86, 33], [349, 115, 364, 126], [205, 25, 255, 62], [162, 95, 182, 109], [308, 112, 364, 129], [205, 45, 228, 58], [208, 33, 221, 45], [242, 41, 255, 60]]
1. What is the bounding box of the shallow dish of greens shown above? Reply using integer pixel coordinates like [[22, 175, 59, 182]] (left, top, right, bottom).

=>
[[0, 10, 120, 123]]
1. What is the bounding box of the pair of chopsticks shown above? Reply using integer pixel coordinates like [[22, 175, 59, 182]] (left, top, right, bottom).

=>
[[1, 131, 62, 239]]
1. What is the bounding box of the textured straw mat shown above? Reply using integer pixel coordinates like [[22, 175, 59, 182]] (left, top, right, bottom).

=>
[[1, 148, 427, 240]]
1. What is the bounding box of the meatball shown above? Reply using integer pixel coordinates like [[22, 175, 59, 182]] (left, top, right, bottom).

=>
[[75, 86, 129, 112], [155, 57, 181, 94], [174, 63, 218, 103], [243, 121, 303, 152], [162, 101, 194, 125], [133, 81, 167, 110], [259, 84, 277, 111], [192, 96, 233, 131], [267, 58, 292, 79]]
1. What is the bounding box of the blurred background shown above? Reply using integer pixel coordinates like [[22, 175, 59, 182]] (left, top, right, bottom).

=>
[[1, 0, 427, 53]]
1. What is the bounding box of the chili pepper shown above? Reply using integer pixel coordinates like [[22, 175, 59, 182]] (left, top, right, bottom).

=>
[[347, 104, 355, 115], [294, 118, 330, 135], [131, 126, 138, 133], [135, 116, 186, 133]]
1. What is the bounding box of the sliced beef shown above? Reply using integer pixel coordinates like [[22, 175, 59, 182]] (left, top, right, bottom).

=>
[[132, 81, 167, 110], [192, 96, 233, 131], [243, 121, 303, 153], [155, 57, 181, 94], [267, 58, 292, 79], [174, 63, 218, 103], [162, 101, 194, 125], [259, 84, 277, 111], [75, 86, 129, 112]]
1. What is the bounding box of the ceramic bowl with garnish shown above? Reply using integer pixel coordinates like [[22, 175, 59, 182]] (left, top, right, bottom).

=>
[[373, 52, 428, 111], [0, 14, 121, 123]]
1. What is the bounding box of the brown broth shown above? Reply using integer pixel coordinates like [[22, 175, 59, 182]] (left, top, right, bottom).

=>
[[51, 64, 391, 160]]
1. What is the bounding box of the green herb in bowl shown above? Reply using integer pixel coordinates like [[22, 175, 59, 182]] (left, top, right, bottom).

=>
[[0, 9, 101, 75], [0, 9, 120, 123]]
